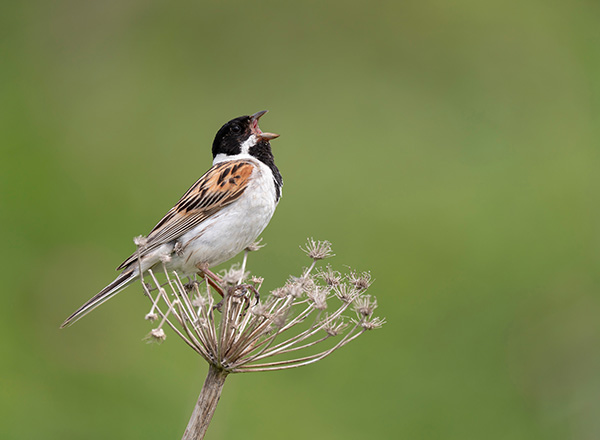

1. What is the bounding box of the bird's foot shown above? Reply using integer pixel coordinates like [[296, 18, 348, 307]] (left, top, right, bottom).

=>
[[212, 283, 260, 314], [234, 283, 260, 304]]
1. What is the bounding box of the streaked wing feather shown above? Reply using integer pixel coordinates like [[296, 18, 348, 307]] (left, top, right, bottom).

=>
[[117, 160, 255, 270]]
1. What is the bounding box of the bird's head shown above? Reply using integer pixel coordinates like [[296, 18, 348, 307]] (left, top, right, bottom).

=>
[[212, 110, 279, 162]]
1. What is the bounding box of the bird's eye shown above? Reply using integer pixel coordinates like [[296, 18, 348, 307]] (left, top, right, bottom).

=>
[[231, 124, 241, 133]]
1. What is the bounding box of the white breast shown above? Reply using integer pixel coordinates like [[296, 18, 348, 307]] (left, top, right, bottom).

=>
[[169, 157, 279, 274]]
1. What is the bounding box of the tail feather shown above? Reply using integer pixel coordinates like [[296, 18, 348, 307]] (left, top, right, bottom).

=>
[[60, 270, 137, 328]]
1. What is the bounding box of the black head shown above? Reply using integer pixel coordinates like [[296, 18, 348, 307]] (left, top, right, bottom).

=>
[[212, 110, 279, 160]]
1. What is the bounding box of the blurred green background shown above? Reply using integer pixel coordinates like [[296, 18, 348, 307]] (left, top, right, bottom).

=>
[[1, 1, 599, 439]]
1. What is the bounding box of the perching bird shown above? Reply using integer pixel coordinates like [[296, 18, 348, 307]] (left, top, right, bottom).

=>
[[61, 111, 282, 328]]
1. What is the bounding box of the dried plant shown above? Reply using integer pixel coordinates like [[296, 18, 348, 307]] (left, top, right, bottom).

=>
[[139, 239, 384, 439]]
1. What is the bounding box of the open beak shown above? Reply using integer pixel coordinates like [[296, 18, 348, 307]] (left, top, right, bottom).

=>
[[251, 110, 280, 141]]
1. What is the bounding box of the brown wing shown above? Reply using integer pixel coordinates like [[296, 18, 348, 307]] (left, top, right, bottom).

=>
[[117, 160, 255, 270]]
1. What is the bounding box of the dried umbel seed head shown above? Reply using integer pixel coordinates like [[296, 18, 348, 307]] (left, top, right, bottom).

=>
[[353, 295, 377, 318], [318, 265, 342, 287], [271, 286, 288, 298], [140, 238, 383, 375], [145, 328, 167, 343], [301, 238, 334, 260], [192, 294, 208, 308], [221, 265, 249, 286], [307, 286, 329, 310], [283, 279, 305, 298], [333, 283, 357, 304], [347, 270, 372, 291], [135, 238, 385, 440], [173, 241, 184, 257], [245, 239, 265, 252], [298, 275, 317, 292], [251, 302, 270, 318], [322, 316, 348, 336], [145, 312, 159, 322], [271, 308, 288, 329], [251, 276, 264, 290], [360, 316, 386, 330], [134, 235, 148, 247]]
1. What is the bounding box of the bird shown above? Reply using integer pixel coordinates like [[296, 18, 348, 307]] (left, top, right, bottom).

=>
[[61, 110, 282, 328]]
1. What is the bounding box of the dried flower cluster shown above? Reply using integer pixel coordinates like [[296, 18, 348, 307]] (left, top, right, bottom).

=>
[[140, 239, 384, 373]]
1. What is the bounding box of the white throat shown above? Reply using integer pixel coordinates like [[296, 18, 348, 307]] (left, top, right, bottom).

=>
[[240, 134, 257, 155], [213, 134, 257, 164]]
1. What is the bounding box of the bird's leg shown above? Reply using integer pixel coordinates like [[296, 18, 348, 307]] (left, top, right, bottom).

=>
[[199, 273, 224, 297], [203, 268, 223, 284], [196, 263, 224, 298]]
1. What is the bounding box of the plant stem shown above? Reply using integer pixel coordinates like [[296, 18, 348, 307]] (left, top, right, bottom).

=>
[[182, 365, 229, 440]]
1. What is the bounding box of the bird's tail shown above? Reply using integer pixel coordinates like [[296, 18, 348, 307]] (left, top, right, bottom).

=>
[[60, 270, 137, 328]]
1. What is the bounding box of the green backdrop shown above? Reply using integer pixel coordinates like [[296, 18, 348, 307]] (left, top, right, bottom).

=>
[[1, 1, 599, 439]]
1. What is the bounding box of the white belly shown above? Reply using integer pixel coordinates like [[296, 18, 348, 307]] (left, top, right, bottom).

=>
[[166, 159, 278, 274]]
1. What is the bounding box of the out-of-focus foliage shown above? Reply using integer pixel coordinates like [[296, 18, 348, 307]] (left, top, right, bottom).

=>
[[1, 1, 599, 439]]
